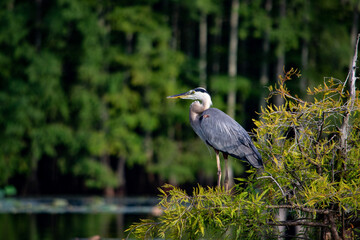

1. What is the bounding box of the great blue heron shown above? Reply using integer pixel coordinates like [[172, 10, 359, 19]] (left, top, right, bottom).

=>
[[167, 87, 263, 190]]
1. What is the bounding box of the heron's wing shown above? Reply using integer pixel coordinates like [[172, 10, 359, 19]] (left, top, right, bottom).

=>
[[199, 108, 263, 168]]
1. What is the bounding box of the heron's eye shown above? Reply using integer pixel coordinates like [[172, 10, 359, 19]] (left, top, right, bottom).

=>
[[190, 90, 195, 94]]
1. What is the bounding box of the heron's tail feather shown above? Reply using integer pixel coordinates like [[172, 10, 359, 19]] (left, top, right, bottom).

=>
[[246, 153, 263, 169], [229, 151, 263, 168]]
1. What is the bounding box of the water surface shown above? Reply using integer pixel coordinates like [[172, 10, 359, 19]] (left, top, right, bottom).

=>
[[0, 197, 158, 240]]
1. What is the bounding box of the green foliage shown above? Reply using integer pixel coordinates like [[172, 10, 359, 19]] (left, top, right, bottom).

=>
[[127, 70, 360, 239], [127, 184, 273, 239], [0, 185, 17, 198], [257, 69, 360, 210]]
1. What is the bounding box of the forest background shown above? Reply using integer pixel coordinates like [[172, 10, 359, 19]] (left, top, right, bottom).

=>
[[0, 0, 359, 197]]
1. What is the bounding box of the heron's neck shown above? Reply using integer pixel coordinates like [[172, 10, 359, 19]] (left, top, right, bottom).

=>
[[189, 97, 212, 121]]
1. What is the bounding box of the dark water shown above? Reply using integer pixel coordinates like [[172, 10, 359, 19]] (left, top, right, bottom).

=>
[[0, 213, 146, 240], [0, 197, 158, 240]]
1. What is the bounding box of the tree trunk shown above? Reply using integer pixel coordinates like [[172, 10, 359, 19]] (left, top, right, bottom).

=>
[[211, 16, 222, 75], [116, 157, 126, 196], [199, 12, 207, 88], [227, 0, 239, 119], [349, 3, 359, 69], [274, 0, 286, 107], [100, 97, 115, 197], [23, 166, 39, 195], [170, 1, 179, 50], [35, 0, 42, 50], [300, 38, 309, 94], [300, 0, 310, 97], [276, 208, 287, 240], [23, 0, 43, 195], [274, 54, 285, 107], [276, 2, 287, 239], [226, 0, 239, 189], [259, 0, 272, 109], [144, 131, 155, 184], [102, 155, 115, 197]]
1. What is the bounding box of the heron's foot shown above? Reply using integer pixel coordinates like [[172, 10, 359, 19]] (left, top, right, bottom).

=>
[[224, 179, 229, 192], [224, 172, 229, 192], [217, 170, 221, 188]]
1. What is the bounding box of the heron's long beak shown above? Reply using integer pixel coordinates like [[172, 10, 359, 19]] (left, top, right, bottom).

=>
[[167, 92, 190, 99]]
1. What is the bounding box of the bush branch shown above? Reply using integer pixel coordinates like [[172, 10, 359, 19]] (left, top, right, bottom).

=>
[[266, 205, 334, 215], [267, 219, 328, 227]]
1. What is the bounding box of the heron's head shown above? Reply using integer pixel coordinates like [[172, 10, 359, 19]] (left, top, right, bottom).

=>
[[167, 87, 210, 100], [167, 87, 212, 108]]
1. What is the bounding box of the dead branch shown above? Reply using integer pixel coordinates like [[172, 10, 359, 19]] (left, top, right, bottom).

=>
[[340, 33, 359, 163]]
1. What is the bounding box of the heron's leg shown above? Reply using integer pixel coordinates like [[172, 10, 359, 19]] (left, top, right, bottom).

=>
[[223, 153, 229, 191], [215, 150, 221, 188]]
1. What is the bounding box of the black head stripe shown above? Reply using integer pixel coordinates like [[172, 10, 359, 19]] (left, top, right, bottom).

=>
[[194, 87, 208, 93]]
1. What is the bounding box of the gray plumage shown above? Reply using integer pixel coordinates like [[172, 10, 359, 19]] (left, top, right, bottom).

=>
[[191, 107, 263, 168]]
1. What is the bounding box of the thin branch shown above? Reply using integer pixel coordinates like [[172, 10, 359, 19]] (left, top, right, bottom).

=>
[[125, 221, 160, 240], [266, 205, 335, 215], [284, 162, 306, 190], [267, 219, 328, 227], [277, 234, 312, 240], [316, 112, 325, 142], [258, 171, 286, 197]]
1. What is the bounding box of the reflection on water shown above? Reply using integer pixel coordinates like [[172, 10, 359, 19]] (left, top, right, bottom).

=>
[[0, 197, 159, 240]]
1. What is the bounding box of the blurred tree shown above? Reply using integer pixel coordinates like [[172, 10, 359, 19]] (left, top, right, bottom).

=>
[[0, 0, 358, 195], [0, 0, 75, 193]]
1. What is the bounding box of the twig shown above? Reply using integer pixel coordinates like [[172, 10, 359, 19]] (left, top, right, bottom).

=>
[[267, 219, 328, 227], [316, 112, 325, 142], [266, 205, 334, 215], [277, 234, 312, 240], [125, 221, 159, 240], [257, 171, 286, 197]]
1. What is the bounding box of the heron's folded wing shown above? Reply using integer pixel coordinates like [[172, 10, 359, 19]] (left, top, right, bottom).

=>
[[199, 108, 263, 168]]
